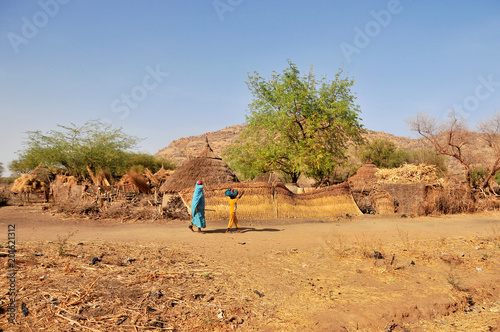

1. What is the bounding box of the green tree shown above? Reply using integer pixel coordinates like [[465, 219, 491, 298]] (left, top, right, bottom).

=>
[[0, 162, 4, 178], [358, 138, 409, 168], [119, 152, 176, 174], [9, 120, 173, 179], [224, 61, 365, 183]]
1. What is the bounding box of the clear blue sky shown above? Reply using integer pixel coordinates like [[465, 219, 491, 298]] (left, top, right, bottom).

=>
[[1, 1, 499, 175]]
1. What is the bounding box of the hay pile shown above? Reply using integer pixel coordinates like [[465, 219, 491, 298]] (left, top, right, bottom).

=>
[[86, 166, 111, 187], [11, 174, 48, 193], [376, 164, 444, 186], [154, 166, 174, 180]]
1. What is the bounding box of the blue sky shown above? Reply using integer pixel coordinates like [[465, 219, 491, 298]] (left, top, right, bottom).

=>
[[1, 1, 499, 175]]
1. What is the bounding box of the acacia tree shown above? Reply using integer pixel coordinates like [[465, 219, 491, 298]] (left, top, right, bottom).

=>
[[408, 112, 500, 192], [224, 61, 365, 183], [0, 162, 4, 178], [9, 120, 172, 179]]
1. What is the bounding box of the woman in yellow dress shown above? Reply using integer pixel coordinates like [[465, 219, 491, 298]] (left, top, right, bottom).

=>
[[226, 189, 244, 233]]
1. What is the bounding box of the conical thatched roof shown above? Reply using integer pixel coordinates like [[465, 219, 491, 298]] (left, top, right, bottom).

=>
[[154, 165, 174, 180], [30, 163, 52, 183], [348, 163, 379, 193], [159, 140, 239, 193]]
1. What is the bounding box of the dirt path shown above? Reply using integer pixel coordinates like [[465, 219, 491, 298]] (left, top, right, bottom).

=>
[[1, 206, 498, 246], [1, 206, 500, 331]]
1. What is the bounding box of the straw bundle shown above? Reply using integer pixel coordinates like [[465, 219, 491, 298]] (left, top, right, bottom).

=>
[[116, 173, 132, 186], [144, 168, 160, 187], [178, 182, 361, 221], [127, 170, 150, 194], [86, 166, 111, 186], [376, 164, 444, 186]]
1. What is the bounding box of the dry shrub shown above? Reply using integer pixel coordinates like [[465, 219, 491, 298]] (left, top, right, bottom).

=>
[[53, 201, 100, 216], [127, 170, 151, 194], [162, 194, 190, 219], [325, 231, 350, 258], [421, 185, 500, 215]]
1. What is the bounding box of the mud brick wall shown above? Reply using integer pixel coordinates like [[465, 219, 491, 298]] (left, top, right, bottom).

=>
[[378, 183, 428, 214], [51, 183, 84, 203]]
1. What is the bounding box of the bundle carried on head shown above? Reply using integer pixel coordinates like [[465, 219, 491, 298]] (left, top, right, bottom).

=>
[[225, 189, 238, 199]]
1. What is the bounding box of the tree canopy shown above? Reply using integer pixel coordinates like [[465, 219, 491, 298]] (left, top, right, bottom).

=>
[[9, 120, 174, 179], [224, 61, 365, 183]]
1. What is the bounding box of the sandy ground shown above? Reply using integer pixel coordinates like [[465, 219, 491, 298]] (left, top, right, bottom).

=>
[[1, 205, 500, 331]]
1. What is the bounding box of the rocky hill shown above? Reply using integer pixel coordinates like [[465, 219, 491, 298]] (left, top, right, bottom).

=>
[[155, 125, 430, 165], [154, 125, 495, 179], [155, 125, 245, 165]]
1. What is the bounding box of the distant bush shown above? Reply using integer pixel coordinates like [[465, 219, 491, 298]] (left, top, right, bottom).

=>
[[407, 148, 447, 175], [358, 138, 409, 168], [0, 176, 16, 184]]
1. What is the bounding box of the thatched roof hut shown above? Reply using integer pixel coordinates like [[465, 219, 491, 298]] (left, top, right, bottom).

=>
[[159, 140, 239, 194], [348, 162, 379, 193]]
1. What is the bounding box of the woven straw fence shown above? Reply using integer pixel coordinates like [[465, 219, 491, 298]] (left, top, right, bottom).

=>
[[179, 182, 362, 221]]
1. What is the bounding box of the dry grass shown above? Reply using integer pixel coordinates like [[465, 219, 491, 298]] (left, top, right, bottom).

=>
[[421, 185, 500, 215], [0, 241, 253, 331]]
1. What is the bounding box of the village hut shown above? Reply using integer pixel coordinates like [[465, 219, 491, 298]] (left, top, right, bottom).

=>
[[159, 138, 239, 211], [11, 163, 52, 202], [348, 162, 379, 213], [159, 139, 239, 194]]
